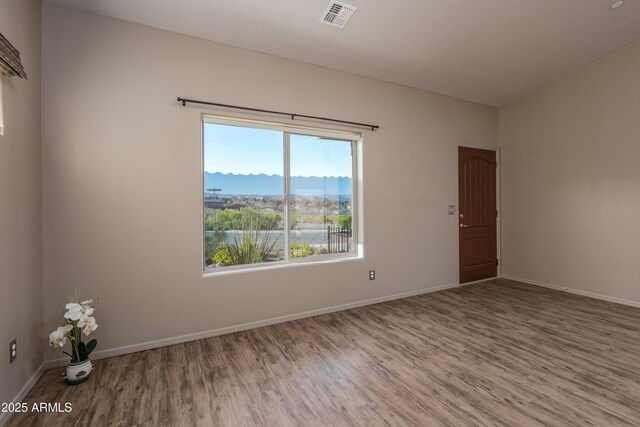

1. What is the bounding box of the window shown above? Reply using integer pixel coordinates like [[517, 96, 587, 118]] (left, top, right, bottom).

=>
[[203, 116, 359, 271]]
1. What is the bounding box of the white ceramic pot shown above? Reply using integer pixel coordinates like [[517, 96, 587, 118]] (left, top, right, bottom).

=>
[[65, 359, 92, 385]]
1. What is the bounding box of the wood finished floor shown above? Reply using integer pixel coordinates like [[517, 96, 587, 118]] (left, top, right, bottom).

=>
[[7, 279, 640, 426]]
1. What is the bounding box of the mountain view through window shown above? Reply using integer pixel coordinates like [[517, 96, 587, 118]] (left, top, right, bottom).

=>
[[203, 120, 357, 270]]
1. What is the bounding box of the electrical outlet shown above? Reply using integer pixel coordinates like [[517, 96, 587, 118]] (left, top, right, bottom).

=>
[[9, 338, 16, 363], [369, 270, 375, 280]]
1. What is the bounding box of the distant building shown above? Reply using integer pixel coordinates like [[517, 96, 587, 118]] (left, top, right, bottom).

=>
[[225, 203, 247, 210], [204, 195, 224, 210]]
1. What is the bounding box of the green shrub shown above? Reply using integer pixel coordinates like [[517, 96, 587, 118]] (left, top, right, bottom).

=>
[[205, 207, 282, 231], [337, 214, 352, 228], [291, 243, 316, 258], [213, 247, 231, 265], [221, 221, 279, 265], [204, 229, 227, 263]]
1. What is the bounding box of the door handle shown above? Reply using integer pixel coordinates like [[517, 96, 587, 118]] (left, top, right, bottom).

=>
[[459, 223, 469, 228]]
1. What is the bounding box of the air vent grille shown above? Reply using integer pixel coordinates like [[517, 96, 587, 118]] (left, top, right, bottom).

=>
[[320, 1, 357, 29]]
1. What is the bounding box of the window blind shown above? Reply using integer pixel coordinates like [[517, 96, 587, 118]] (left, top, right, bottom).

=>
[[0, 32, 27, 79]]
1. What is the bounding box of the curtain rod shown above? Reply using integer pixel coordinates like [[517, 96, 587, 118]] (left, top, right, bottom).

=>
[[177, 97, 379, 131]]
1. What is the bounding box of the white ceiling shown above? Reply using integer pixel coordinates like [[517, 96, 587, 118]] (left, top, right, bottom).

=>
[[45, 0, 640, 106]]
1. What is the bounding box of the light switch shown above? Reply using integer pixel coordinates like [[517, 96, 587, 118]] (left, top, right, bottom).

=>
[[448, 205, 455, 215]]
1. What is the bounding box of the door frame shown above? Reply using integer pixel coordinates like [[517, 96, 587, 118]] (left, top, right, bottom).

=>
[[457, 146, 501, 284]]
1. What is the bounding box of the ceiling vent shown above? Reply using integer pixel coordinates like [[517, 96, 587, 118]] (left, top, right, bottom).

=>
[[320, 1, 357, 29]]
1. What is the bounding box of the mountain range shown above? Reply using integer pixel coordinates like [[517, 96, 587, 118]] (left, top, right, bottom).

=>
[[204, 172, 352, 196]]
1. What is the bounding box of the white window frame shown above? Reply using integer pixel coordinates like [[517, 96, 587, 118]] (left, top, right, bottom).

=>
[[202, 114, 361, 273]]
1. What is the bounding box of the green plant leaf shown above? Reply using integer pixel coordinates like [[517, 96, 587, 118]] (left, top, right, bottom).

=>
[[78, 341, 86, 361], [85, 339, 97, 357]]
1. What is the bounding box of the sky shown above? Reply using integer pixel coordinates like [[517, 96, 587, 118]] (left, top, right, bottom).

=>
[[204, 123, 352, 177]]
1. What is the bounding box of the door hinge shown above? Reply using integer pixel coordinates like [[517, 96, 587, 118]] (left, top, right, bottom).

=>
[[496, 210, 498, 217], [496, 259, 499, 266]]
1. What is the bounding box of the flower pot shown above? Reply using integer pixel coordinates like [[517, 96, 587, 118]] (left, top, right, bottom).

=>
[[65, 359, 92, 385]]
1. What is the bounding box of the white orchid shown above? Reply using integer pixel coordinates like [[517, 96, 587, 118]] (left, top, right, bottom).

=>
[[50, 292, 99, 363], [80, 316, 98, 336], [76, 305, 98, 336], [49, 324, 73, 349], [64, 303, 84, 321]]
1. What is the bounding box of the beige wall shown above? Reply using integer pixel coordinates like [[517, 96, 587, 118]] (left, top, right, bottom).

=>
[[42, 5, 497, 360], [500, 37, 640, 304], [0, 0, 43, 407]]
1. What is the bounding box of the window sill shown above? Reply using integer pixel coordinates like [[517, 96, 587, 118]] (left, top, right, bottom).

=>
[[202, 253, 363, 278]]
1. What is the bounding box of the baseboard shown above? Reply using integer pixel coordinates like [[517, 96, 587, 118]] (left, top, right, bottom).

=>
[[501, 274, 640, 309], [44, 281, 462, 369], [460, 276, 499, 286], [0, 362, 45, 427]]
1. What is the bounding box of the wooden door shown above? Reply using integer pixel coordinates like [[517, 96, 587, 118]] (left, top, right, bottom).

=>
[[458, 147, 497, 283]]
